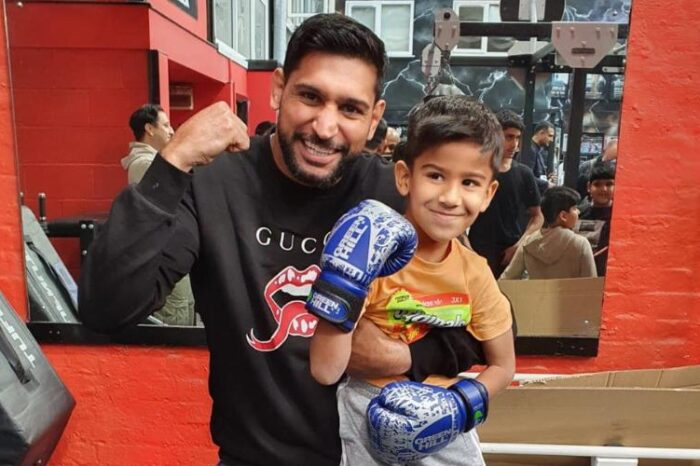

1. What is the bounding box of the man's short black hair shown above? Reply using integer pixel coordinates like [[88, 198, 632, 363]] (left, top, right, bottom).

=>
[[542, 186, 581, 226], [365, 119, 388, 150], [496, 109, 524, 132], [403, 96, 503, 174], [255, 121, 276, 136], [129, 104, 163, 141], [534, 120, 554, 134], [283, 14, 387, 99], [589, 160, 616, 183]]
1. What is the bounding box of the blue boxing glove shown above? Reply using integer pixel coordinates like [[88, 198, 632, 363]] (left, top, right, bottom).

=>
[[305, 199, 417, 332], [366, 379, 488, 464]]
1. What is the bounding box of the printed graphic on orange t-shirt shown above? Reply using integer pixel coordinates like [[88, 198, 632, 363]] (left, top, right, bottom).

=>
[[384, 289, 471, 344]]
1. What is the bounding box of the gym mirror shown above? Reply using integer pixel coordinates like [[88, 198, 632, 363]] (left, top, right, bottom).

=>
[[7, 0, 631, 355]]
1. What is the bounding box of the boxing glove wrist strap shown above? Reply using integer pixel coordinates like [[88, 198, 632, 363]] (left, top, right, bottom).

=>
[[306, 278, 365, 332], [450, 378, 489, 431]]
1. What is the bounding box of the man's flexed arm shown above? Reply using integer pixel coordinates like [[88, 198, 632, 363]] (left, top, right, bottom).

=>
[[79, 102, 248, 333], [161, 102, 249, 172], [79, 157, 200, 333]]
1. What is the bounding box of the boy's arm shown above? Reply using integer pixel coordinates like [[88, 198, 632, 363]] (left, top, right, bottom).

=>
[[500, 244, 525, 279], [580, 239, 598, 277], [476, 328, 516, 397], [309, 320, 355, 385]]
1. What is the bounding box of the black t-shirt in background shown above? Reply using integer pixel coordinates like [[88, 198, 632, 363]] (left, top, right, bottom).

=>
[[579, 203, 612, 276], [468, 161, 540, 276]]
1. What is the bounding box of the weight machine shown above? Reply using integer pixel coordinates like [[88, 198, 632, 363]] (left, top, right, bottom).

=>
[[422, 0, 627, 187]]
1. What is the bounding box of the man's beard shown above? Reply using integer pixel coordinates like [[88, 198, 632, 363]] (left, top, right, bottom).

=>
[[277, 128, 360, 190]]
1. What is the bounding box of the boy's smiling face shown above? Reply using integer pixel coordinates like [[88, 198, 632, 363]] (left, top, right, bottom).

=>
[[395, 141, 498, 256], [588, 178, 615, 207]]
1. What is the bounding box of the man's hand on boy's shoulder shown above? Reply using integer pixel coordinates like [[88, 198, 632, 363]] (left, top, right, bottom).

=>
[[407, 328, 486, 382], [347, 320, 412, 379]]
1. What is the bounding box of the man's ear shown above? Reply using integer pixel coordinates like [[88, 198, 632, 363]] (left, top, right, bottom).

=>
[[587, 181, 592, 194], [144, 122, 155, 138], [394, 160, 411, 197], [270, 68, 285, 111], [558, 210, 568, 225], [367, 99, 387, 141], [480, 179, 499, 212]]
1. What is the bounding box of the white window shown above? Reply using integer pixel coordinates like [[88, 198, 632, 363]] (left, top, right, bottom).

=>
[[288, 0, 332, 39], [346, 1, 414, 57], [453, 0, 509, 56], [213, 0, 269, 64]]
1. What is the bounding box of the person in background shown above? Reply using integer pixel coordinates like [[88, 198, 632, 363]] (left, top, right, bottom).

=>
[[500, 186, 596, 280], [121, 104, 194, 326], [578, 162, 615, 276], [469, 110, 543, 278], [576, 139, 617, 199], [254, 120, 276, 136], [122, 104, 174, 184], [365, 118, 388, 154], [522, 121, 555, 194], [378, 126, 400, 157]]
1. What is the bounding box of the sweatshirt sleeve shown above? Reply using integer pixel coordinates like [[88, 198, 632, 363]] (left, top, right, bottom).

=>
[[500, 244, 526, 280], [579, 238, 598, 278], [78, 155, 200, 333], [128, 158, 153, 184]]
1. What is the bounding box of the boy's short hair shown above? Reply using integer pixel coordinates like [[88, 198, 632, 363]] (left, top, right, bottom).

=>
[[283, 14, 386, 100], [129, 104, 163, 141], [542, 186, 581, 226], [495, 109, 524, 132], [403, 96, 503, 174], [589, 161, 616, 183]]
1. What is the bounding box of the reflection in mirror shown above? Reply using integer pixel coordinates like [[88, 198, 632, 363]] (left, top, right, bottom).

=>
[[8, 0, 630, 353]]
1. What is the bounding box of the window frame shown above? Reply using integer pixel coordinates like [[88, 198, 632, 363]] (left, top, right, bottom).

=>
[[452, 0, 508, 57], [213, 0, 270, 66], [345, 0, 415, 58], [287, 0, 332, 35]]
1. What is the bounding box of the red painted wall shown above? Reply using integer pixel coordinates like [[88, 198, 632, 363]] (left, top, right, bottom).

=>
[[0, 0, 697, 464], [149, 0, 208, 41], [0, 0, 27, 316], [516, 0, 700, 374], [8, 3, 151, 276]]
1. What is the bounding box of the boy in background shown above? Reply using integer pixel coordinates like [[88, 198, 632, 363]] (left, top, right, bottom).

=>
[[500, 186, 596, 280], [579, 162, 615, 276], [307, 96, 515, 465]]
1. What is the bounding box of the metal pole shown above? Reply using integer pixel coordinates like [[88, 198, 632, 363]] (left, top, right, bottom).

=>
[[563, 68, 587, 188], [272, 0, 287, 64], [519, 65, 537, 166]]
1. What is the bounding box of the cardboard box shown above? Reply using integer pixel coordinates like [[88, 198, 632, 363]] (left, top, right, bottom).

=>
[[498, 277, 604, 337], [478, 365, 700, 453]]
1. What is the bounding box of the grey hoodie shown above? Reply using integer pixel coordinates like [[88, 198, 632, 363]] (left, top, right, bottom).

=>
[[500, 227, 596, 280], [121, 142, 158, 184]]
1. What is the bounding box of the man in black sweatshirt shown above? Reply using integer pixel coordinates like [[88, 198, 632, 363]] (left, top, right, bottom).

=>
[[79, 14, 485, 466]]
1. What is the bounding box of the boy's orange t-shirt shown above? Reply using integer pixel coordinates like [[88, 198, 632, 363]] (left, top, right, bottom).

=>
[[361, 238, 512, 388]]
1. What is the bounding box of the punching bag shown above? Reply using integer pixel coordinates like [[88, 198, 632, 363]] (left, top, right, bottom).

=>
[[0, 292, 75, 465]]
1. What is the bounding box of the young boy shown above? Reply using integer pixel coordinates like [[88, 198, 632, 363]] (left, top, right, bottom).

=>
[[578, 162, 615, 276], [500, 186, 596, 280], [309, 96, 515, 465]]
